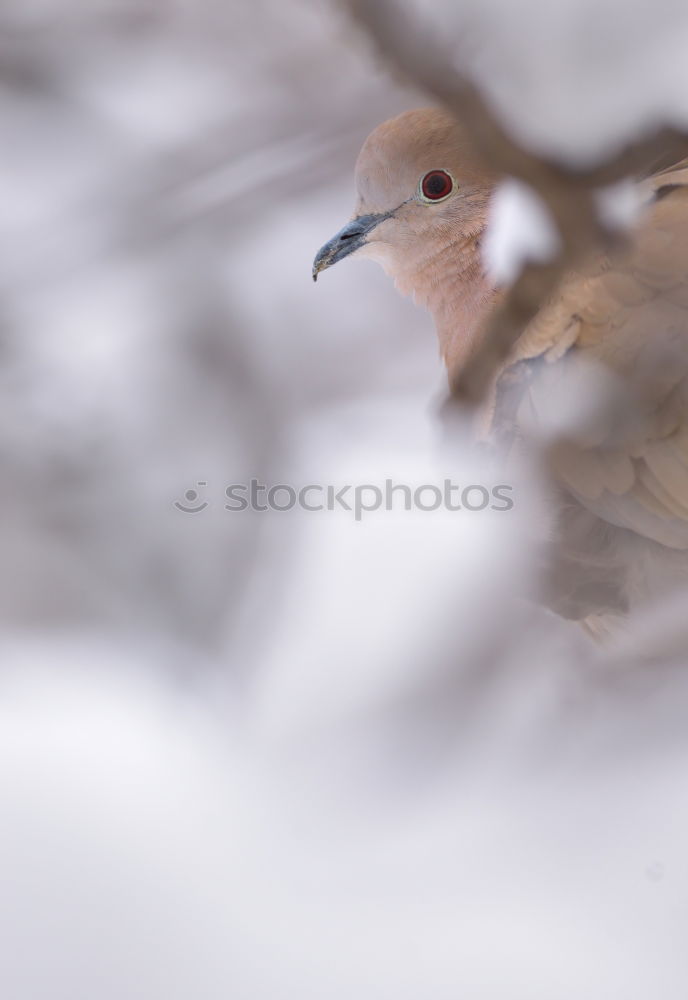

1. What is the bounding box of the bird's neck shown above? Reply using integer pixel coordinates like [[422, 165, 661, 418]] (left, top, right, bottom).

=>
[[392, 229, 496, 375]]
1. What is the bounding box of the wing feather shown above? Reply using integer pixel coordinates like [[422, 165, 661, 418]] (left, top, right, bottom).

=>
[[493, 173, 688, 556]]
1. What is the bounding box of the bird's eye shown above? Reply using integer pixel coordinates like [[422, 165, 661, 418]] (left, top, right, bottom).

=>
[[419, 169, 454, 202]]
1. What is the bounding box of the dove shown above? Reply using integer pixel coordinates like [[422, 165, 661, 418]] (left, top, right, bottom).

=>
[[313, 107, 688, 635]]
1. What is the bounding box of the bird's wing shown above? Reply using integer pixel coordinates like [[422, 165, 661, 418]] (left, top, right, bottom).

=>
[[491, 167, 688, 551]]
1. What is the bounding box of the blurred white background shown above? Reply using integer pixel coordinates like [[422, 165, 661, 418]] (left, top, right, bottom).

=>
[[1, 2, 688, 997]]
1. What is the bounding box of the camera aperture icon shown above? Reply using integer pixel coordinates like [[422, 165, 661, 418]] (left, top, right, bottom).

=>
[[174, 482, 209, 513]]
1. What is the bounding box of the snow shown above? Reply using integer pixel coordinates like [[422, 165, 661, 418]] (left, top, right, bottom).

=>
[[483, 178, 561, 283]]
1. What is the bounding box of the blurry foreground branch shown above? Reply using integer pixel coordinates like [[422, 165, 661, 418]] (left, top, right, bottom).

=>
[[344, 0, 688, 402]]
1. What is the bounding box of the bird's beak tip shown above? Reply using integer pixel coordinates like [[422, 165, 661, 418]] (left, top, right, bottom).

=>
[[311, 249, 333, 283], [312, 212, 387, 286]]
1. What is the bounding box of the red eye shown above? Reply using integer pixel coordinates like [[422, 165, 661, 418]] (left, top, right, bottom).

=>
[[420, 169, 453, 201]]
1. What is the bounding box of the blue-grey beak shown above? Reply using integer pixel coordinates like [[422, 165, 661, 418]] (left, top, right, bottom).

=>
[[312, 212, 389, 281]]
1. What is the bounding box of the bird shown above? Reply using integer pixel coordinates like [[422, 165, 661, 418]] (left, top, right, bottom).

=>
[[313, 107, 688, 636]]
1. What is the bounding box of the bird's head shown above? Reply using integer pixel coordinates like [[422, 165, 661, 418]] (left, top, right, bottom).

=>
[[312, 107, 495, 286]]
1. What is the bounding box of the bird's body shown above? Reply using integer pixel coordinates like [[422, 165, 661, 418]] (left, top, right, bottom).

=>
[[313, 108, 688, 631], [501, 165, 688, 629]]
